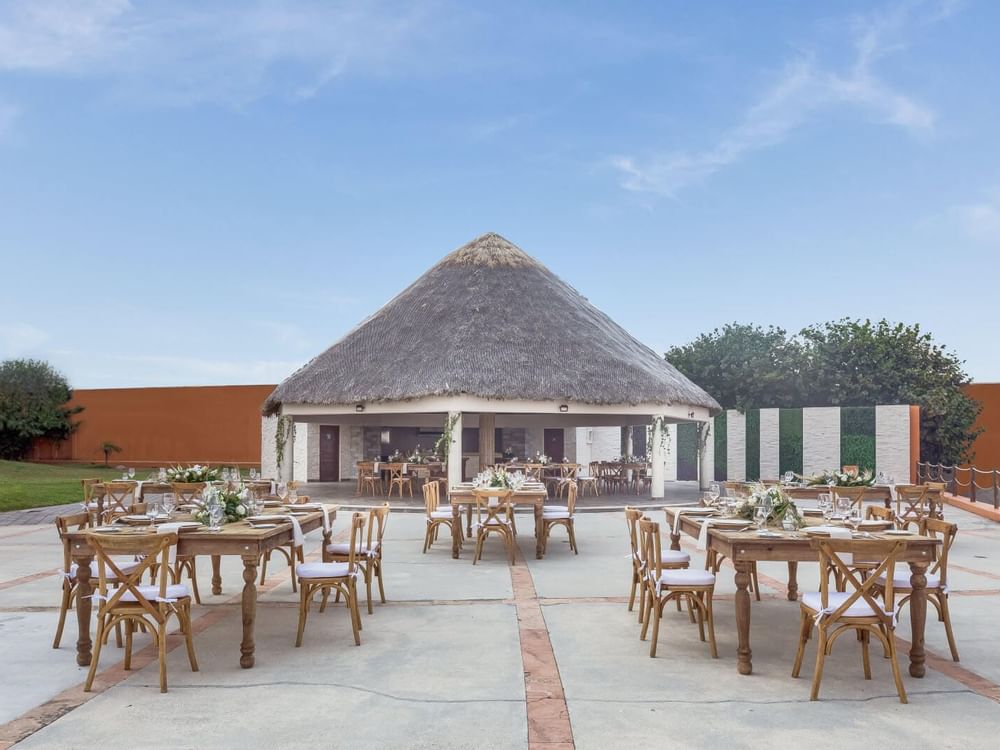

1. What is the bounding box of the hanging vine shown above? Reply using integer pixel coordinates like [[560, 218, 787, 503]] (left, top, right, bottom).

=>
[[274, 416, 293, 475], [434, 413, 460, 458], [649, 416, 671, 454]]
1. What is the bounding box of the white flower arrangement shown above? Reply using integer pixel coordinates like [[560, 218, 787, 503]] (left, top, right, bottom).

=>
[[166, 464, 221, 483], [194, 485, 251, 525], [473, 467, 527, 491]]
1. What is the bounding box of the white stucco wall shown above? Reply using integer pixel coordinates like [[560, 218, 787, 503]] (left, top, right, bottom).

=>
[[261, 415, 295, 481], [726, 410, 746, 482], [802, 407, 840, 476], [292, 423, 320, 482], [344, 425, 364, 480], [876, 405, 912, 483], [759, 408, 780, 480]]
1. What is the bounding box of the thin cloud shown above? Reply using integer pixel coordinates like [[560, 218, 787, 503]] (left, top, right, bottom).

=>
[[0, 321, 50, 355], [950, 190, 1000, 245], [611, 2, 947, 197]]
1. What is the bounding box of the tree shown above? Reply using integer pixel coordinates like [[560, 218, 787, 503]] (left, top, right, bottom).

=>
[[100, 441, 122, 466], [665, 323, 805, 410], [0, 359, 82, 460], [799, 319, 981, 465]]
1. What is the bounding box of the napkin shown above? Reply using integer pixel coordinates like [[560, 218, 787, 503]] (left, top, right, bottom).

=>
[[320, 504, 333, 534], [156, 522, 187, 565], [373, 462, 380, 474], [284, 514, 304, 547], [668, 505, 706, 534], [696, 518, 749, 551], [809, 525, 853, 565], [402, 462, 408, 474]]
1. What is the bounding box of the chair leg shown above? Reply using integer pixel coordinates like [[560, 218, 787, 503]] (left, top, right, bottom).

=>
[[705, 590, 719, 658], [693, 593, 706, 642], [423, 524, 431, 553], [364, 565, 374, 614], [939, 595, 960, 661], [349, 580, 362, 645], [640, 588, 652, 640], [751, 563, 761, 602], [568, 521, 578, 554], [158, 622, 168, 693], [473, 531, 484, 564], [84, 616, 107, 692], [295, 583, 310, 647], [649, 599, 662, 657], [53, 584, 73, 648], [886, 632, 909, 704], [186, 558, 202, 604], [259, 550, 270, 584], [627, 569, 638, 612], [181, 605, 199, 671], [810, 629, 828, 700], [861, 629, 872, 680], [124, 619, 134, 670], [792, 611, 811, 678]]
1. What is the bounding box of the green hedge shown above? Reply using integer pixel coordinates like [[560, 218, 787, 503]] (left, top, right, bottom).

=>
[[745, 409, 760, 481], [840, 406, 876, 471], [676, 423, 698, 481], [714, 412, 727, 481], [779, 408, 803, 476]]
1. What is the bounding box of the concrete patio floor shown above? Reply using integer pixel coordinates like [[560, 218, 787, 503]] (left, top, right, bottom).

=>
[[1, 501, 999, 749]]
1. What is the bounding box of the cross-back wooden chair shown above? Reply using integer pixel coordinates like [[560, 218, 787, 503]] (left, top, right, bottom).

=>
[[171, 482, 206, 508], [101, 481, 138, 522], [295, 512, 365, 647], [259, 495, 312, 592], [792, 537, 908, 703], [423, 480, 460, 553], [81, 478, 103, 523], [892, 484, 929, 530], [624, 507, 691, 621], [471, 488, 515, 565], [326, 503, 389, 613], [577, 463, 600, 497], [53, 511, 94, 648], [723, 481, 744, 498], [876, 517, 959, 662], [84, 530, 198, 693], [386, 464, 414, 497], [359, 463, 384, 496], [540, 481, 578, 557], [865, 504, 897, 527], [638, 518, 718, 659]]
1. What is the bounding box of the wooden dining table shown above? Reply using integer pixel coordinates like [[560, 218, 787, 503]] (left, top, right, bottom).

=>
[[664, 508, 940, 678], [448, 484, 549, 559], [783, 484, 895, 505], [65, 509, 332, 670]]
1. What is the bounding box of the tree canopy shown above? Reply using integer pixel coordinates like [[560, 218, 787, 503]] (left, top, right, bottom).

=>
[[666, 319, 980, 466], [0, 359, 82, 460]]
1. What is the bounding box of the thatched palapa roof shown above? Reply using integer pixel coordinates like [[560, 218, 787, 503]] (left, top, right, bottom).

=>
[[263, 233, 720, 415]]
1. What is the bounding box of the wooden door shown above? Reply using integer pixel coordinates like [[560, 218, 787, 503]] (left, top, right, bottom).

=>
[[544, 429, 565, 461], [319, 426, 340, 482]]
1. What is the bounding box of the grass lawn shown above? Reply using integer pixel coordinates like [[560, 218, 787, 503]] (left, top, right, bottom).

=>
[[0, 460, 130, 513]]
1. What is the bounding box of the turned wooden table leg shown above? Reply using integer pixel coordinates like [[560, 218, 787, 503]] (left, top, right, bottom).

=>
[[734, 560, 753, 675], [535, 503, 544, 559], [74, 555, 94, 667], [786, 561, 799, 601], [908, 561, 929, 678], [451, 504, 462, 559], [240, 555, 258, 669], [211, 555, 222, 595]]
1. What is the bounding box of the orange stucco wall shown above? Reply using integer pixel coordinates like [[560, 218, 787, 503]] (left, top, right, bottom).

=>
[[45, 385, 276, 466], [964, 383, 1000, 470]]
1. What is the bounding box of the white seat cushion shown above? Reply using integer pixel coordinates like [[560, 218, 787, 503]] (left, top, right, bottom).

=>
[[120, 583, 190, 602], [661, 550, 691, 565], [658, 569, 715, 587], [542, 511, 573, 520], [875, 572, 941, 591], [428, 510, 454, 520], [67, 558, 141, 580], [325, 541, 380, 556], [297, 562, 351, 579], [801, 591, 885, 618]]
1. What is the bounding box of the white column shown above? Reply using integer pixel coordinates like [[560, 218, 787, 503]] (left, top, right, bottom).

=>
[[726, 410, 746, 482], [447, 411, 463, 489], [876, 405, 911, 482], [759, 408, 780, 480], [802, 407, 840, 476], [650, 417, 665, 498]]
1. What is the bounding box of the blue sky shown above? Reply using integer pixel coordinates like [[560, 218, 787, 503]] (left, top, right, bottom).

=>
[[1, 0, 998, 388]]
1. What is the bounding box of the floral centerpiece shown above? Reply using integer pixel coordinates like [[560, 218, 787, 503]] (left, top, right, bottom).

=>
[[388, 450, 404, 463], [473, 467, 527, 491], [408, 447, 429, 464], [194, 485, 252, 525], [804, 468, 875, 487], [533, 452, 550, 466], [734, 482, 803, 528], [166, 464, 220, 483]]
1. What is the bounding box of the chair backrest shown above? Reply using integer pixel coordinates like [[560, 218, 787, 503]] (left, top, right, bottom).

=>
[[345, 512, 366, 573], [139, 482, 172, 501], [625, 507, 643, 562], [638, 517, 662, 583], [923, 481, 946, 492], [561, 464, 580, 479], [865, 505, 896, 524], [171, 482, 206, 505], [895, 485, 928, 519], [423, 480, 440, 515], [55, 511, 90, 574], [366, 503, 390, 550], [813, 537, 906, 622], [564, 481, 578, 514], [473, 488, 513, 525], [919, 517, 957, 584], [831, 486, 866, 507], [81, 478, 101, 504], [88, 530, 177, 621], [103, 481, 138, 516]]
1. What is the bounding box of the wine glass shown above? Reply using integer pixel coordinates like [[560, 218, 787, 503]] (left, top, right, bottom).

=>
[[708, 482, 721, 505], [158, 467, 167, 482], [161, 493, 176, 518], [128, 467, 136, 480], [147, 498, 160, 519], [819, 493, 833, 521], [753, 502, 768, 531], [249, 467, 258, 481], [847, 504, 862, 530], [276, 482, 289, 504]]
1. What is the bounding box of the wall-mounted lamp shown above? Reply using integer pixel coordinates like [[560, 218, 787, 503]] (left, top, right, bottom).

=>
[[559, 404, 569, 413], [356, 404, 365, 413], [688, 411, 695, 419]]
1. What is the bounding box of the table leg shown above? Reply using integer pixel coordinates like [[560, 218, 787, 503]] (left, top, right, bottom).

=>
[[908, 562, 928, 678], [240, 555, 258, 669], [211, 555, 222, 595], [734, 561, 753, 675], [786, 561, 799, 601], [535, 503, 544, 559], [74, 555, 94, 667], [451, 504, 462, 559]]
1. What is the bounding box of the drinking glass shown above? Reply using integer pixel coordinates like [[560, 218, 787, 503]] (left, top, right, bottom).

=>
[[158, 468, 167, 482], [128, 467, 136, 479], [161, 493, 176, 518], [249, 467, 258, 480], [276, 482, 289, 503], [207, 501, 224, 532], [848, 505, 862, 530], [708, 482, 721, 505], [754, 503, 768, 530]]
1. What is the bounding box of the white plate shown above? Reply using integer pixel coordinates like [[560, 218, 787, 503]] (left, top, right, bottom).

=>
[[123, 514, 150, 521], [92, 526, 122, 533], [248, 523, 277, 529], [884, 529, 913, 536], [248, 515, 286, 522]]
